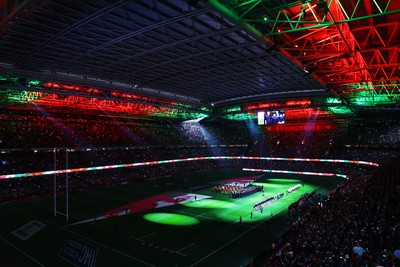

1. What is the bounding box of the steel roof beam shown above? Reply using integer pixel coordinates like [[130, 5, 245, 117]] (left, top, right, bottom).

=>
[[127, 41, 264, 77], [93, 26, 240, 74], [0, 0, 49, 36], [14, 0, 127, 67], [53, 7, 211, 71]]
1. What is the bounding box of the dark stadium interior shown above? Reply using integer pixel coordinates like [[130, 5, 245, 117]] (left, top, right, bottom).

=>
[[0, 0, 399, 267]]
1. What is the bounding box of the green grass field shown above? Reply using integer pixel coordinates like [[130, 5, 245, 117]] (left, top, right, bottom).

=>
[[0, 169, 343, 267]]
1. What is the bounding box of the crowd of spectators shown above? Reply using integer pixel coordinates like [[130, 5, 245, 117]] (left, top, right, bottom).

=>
[[0, 112, 251, 149], [259, 157, 400, 267], [286, 191, 320, 224], [346, 118, 400, 145], [268, 132, 339, 158], [1, 110, 399, 206]]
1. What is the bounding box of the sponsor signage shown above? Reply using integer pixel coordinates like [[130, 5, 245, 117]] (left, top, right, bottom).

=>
[[59, 237, 98, 267], [12, 220, 45, 241]]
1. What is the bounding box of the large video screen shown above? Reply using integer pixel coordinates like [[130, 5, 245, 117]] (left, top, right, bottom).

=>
[[257, 110, 285, 125]]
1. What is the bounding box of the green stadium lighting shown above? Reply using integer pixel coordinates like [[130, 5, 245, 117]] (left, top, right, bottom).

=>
[[264, 178, 302, 183], [327, 106, 353, 115], [325, 97, 342, 104], [181, 199, 237, 209], [143, 213, 199, 226]]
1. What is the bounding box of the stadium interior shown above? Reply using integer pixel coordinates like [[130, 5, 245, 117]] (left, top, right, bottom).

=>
[[0, 0, 399, 266]]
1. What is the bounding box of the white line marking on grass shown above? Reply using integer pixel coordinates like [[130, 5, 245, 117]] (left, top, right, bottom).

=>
[[71, 231, 155, 267], [130, 235, 145, 243], [227, 219, 239, 227], [175, 210, 218, 222], [129, 236, 187, 257], [190, 206, 288, 267], [176, 243, 195, 253], [139, 232, 157, 239], [45, 207, 107, 229], [179, 209, 251, 228], [0, 236, 45, 267], [175, 251, 188, 257], [13, 206, 154, 267]]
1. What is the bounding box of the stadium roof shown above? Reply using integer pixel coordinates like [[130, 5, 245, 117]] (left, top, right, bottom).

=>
[[0, 0, 399, 113]]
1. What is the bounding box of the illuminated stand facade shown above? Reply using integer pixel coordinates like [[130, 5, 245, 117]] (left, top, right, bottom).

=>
[[0, 156, 378, 180], [0, 78, 210, 120]]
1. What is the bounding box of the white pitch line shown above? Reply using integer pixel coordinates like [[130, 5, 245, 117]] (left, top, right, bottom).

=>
[[129, 236, 144, 242], [71, 231, 155, 267], [130, 236, 187, 257], [0, 236, 45, 267], [175, 251, 188, 257], [175, 210, 218, 222], [13, 206, 154, 266], [176, 242, 195, 253], [190, 206, 288, 267], [227, 219, 240, 227], [44, 207, 107, 229], [139, 232, 157, 239]]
